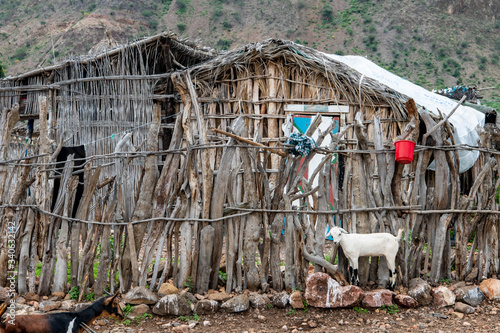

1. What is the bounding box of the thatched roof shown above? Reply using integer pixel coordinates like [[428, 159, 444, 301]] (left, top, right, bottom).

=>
[[1, 31, 216, 83], [186, 38, 409, 120]]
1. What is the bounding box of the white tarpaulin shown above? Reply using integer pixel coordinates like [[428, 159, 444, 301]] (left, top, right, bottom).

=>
[[324, 53, 485, 173]]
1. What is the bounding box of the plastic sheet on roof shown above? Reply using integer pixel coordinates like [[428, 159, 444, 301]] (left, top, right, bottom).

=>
[[324, 53, 485, 173]]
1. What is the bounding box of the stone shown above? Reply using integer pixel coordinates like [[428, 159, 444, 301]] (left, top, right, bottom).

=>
[[180, 291, 197, 305], [172, 325, 190, 333], [207, 291, 232, 302], [408, 279, 432, 306], [15, 304, 38, 316], [362, 289, 393, 308], [128, 304, 151, 319], [27, 301, 39, 309], [432, 312, 447, 319], [0, 287, 9, 302], [25, 292, 40, 302], [75, 302, 92, 311], [193, 300, 219, 314], [158, 283, 179, 297], [479, 278, 500, 301], [465, 268, 479, 282], [272, 292, 290, 308], [123, 286, 159, 305], [394, 294, 418, 308], [152, 294, 191, 316], [60, 300, 76, 311], [221, 294, 249, 313], [454, 302, 475, 314], [249, 293, 271, 309], [451, 311, 464, 319], [408, 278, 427, 289], [290, 291, 304, 309], [304, 272, 364, 308], [39, 300, 62, 312], [432, 286, 455, 308], [51, 291, 66, 299], [450, 281, 466, 292], [455, 286, 484, 307]]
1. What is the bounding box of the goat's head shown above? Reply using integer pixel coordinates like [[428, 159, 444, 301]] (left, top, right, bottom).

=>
[[329, 226, 348, 245], [103, 292, 124, 320]]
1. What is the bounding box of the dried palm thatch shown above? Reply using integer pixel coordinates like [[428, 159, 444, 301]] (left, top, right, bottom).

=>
[[183, 38, 408, 120]]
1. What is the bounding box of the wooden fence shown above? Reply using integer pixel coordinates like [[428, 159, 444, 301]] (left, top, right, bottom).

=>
[[0, 83, 499, 299]]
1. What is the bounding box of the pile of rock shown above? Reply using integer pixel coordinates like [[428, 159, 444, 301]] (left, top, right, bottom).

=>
[[1, 275, 499, 320]]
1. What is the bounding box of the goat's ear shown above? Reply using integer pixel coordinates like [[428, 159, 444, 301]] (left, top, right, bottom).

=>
[[340, 228, 348, 234]]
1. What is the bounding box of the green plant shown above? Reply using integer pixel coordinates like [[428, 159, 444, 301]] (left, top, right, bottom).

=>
[[219, 270, 227, 281], [184, 276, 194, 292], [302, 299, 308, 311], [69, 286, 79, 300], [286, 309, 296, 315], [216, 39, 231, 50], [84, 292, 95, 301], [179, 313, 200, 322], [123, 304, 134, 317], [142, 10, 153, 17], [176, 0, 188, 14], [439, 278, 451, 284], [321, 4, 334, 22], [354, 306, 369, 314], [133, 313, 153, 324], [266, 303, 273, 310], [381, 304, 399, 314], [177, 23, 186, 33], [123, 319, 131, 326]]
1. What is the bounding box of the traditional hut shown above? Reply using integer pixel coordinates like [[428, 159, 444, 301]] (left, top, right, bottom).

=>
[[0, 34, 497, 297]]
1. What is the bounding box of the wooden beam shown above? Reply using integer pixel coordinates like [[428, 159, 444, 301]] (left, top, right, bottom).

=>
[[211, 128, 287, 157]]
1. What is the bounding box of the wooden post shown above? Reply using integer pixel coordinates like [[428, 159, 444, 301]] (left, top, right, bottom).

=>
[[53, 161, 78, 293], [267, 62, 280, 188]]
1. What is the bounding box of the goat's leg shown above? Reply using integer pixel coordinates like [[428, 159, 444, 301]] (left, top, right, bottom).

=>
[[386, 254, 397, 291], [345, 257, 355, 285], [350, 257, 360, 286]]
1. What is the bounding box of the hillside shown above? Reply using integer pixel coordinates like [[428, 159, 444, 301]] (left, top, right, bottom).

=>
[[0, 0, 499, 107]]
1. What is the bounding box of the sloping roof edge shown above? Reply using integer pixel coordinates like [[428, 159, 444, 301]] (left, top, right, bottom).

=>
[[1, 32, 216, 82], [325, 53, 485, 173]]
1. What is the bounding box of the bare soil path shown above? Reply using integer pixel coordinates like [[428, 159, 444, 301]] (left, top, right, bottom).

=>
[[92, 301, 500, 333]]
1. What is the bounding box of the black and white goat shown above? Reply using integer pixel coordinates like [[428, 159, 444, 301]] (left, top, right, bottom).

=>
[[329, 226, 403, 290], [0, 293, 123, 333]]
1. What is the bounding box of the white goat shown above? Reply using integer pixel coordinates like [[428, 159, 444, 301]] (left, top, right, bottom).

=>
[[329, 226, 403, 290]]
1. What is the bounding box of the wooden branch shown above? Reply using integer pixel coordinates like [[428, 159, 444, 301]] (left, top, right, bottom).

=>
[[211, 128, 286, 157], [395, 117, 417, 142], [423, 95, 466, 142]]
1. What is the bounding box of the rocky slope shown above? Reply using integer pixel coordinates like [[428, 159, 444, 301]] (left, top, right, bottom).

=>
[[0, 0, 498, 105]]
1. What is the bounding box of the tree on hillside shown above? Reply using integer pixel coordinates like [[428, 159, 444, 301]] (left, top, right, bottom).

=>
[[0, 62, 4, 78]]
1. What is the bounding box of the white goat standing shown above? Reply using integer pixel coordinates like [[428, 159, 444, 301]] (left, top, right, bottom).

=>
[[329, 226, 403, 290]]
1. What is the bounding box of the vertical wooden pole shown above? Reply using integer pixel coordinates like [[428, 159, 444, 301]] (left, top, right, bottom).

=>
[[267, 62, 279, 188]]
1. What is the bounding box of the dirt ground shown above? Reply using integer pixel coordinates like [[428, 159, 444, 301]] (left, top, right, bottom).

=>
[[92, 300, 500, 333]]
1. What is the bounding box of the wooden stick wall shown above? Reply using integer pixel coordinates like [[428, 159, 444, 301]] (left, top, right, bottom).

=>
[[0, 62, 499, 298]]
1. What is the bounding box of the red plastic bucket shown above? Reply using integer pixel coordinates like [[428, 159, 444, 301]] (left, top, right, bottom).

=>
[[395, 140, 415, 164]]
